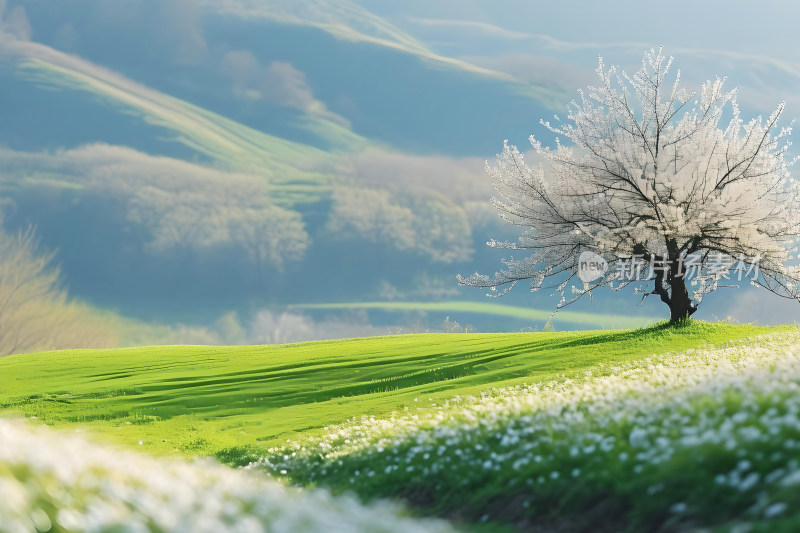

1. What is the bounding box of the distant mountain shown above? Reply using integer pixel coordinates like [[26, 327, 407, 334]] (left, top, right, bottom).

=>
[[12, 0, 560, 156], [0, 0, 655, 331]]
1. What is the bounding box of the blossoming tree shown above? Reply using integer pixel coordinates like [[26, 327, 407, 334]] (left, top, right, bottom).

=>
[[459, 49, 800, 322]]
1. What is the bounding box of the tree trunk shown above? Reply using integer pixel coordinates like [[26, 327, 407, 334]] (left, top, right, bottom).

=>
[[647, 239, 699, 323], [667, 239, 697, 322], [669, 275, 696, 322], [640, 240, 699, 323]]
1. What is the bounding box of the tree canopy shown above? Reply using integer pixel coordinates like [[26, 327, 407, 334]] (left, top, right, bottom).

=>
[[460, 49, 800, 321]]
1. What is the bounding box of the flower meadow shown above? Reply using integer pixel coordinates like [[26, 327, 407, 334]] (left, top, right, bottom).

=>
[[0, 420, 455, 533], [255, 330, 800, 531]]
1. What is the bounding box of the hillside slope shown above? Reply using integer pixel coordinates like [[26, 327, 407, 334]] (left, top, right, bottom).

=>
[[259, 326, 800, 532], [0, 322, 779, 463]]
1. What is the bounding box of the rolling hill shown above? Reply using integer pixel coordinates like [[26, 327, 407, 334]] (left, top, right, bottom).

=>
[[0, 0, 667, 338], [3, 321, 800, 531], [0, 322, 774, 460]]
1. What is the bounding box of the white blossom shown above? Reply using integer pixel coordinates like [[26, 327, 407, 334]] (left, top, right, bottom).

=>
[[460, 48, 800, 320], [0, 421, 455, 533]]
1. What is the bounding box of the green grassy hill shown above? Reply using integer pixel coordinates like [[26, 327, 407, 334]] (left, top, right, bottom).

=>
[[254, 325, 800, 532], [4, 321, 800, 531], [0, 322, 777, 464]]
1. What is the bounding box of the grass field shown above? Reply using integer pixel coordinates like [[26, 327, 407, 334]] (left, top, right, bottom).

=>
[[257, 324, 800, 532], [4, 321, 800, 532], [0, 322, 777, 464]]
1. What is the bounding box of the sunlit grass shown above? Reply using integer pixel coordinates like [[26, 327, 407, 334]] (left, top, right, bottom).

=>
[[256, 327, 800, 531], [3, 321, 798, 530], [0, 322, 774, 465]]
